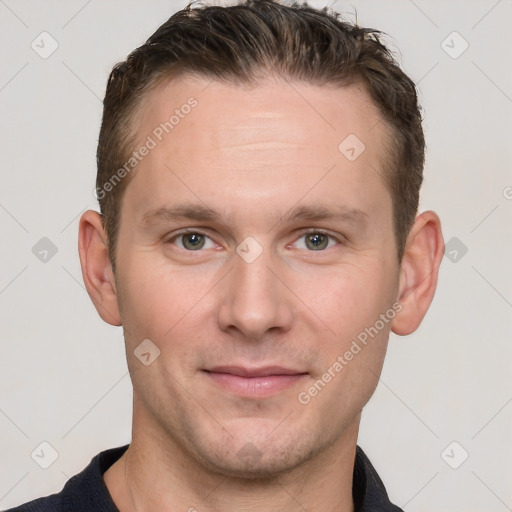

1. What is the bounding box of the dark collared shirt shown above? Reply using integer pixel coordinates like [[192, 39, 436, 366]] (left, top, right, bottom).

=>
[[6, 444, 404, 511]]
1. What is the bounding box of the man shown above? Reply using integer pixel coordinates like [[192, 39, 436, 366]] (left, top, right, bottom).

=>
[[7, 0, 444, 510]]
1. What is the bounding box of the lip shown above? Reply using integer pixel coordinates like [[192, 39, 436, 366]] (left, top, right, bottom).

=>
[[204, 366, 308, 398], [207, 365, 306, 377]]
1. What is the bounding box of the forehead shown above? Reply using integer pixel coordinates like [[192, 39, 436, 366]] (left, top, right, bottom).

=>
[[123, 75, 392, 226], [136, 74, 386, 155]]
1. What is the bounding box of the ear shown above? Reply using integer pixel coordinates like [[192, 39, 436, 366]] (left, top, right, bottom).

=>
[[391, 210, 444, 336], [78, 210, 122, 326]]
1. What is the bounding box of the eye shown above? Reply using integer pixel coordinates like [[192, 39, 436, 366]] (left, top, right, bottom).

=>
[[169, 231, 217, 251], [293, 231, 339, 251], [166, 229, 340, 252]]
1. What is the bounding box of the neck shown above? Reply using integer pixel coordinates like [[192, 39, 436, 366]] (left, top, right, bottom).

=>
[[104, 408, 359, 512]]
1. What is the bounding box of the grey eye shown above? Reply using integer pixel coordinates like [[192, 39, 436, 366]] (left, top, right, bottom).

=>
[[180, 233, 206, 250], [304, 232, 329, 250]]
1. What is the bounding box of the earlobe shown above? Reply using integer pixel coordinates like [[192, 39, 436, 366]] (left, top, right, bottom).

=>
[[391, 210, 444, 336], [78, 210, 122, 326]]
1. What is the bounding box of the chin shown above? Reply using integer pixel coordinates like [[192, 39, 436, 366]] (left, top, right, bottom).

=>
[[188, 420, 325, 480], [197, 447, 311, 481]]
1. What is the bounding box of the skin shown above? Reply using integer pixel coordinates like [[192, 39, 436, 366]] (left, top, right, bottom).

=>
[[78, 75, 444, 512]]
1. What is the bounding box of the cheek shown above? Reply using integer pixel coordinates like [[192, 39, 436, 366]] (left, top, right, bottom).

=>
[[298, 258, 399, 405], [297, 264, 396, 416], [307, 260, 396, 339], [115, 254, 207, 342], [117, 261, 209, 386]]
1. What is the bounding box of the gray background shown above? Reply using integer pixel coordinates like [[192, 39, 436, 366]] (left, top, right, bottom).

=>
[[1, 0, 511, 510]]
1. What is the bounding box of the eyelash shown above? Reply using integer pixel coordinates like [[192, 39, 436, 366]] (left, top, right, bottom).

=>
[[165, 228, 343, 251]]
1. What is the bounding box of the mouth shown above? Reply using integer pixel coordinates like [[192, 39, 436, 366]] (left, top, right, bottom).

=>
[[203, 366, 309, 398]]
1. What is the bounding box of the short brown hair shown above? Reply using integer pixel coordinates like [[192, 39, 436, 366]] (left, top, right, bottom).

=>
[[96, 0, 424, 271]]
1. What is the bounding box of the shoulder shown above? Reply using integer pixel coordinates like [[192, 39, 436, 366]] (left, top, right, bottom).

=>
[[4, 445, 129, 512]]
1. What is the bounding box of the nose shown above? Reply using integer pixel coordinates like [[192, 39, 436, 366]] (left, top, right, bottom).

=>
[[216, 245, 294, 340]]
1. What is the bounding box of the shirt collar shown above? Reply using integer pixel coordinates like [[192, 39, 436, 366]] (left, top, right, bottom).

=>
[[353, 446, 404, 512]]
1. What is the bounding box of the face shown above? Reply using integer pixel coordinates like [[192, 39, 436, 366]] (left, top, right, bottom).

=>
[[113, 76, 401, 478]]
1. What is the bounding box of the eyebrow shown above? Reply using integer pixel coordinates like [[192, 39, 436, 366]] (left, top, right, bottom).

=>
[[140, 202, 368, 228]]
